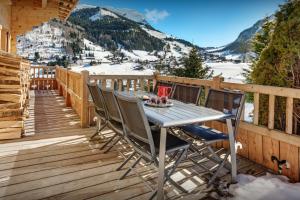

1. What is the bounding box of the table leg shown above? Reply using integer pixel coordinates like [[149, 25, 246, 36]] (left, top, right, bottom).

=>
[[226, 118, 237, 183], [157, 127, 167, 200]]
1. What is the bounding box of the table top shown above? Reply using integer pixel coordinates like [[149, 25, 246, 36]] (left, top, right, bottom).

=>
[[119, 91, 231, 128]]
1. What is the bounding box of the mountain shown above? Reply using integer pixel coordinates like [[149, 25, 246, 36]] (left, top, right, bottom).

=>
[[17, 5, 198, 68], [16, 4, 266, 67], [206, 18, 268, 62]]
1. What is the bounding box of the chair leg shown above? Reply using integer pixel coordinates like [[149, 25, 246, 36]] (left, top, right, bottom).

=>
[[119, 155, 142, 180], [100, 133, 117, 150], [208, 151, 230, 186], [103, 136, 122, 153], [90, 121, 108, 140], [116, 151, 136, 171], [165, 149, 189, 193], [150, 149, 189, 200]]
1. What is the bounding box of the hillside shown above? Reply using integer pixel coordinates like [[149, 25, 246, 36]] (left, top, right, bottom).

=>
[[206, 18, 268, 62], [16, 4, 267, 69]]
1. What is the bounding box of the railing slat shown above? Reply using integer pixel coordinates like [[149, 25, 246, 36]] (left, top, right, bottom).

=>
[[126, 79, 130, 91], [254, 92, 259, 125], [286, 97, 293, 134], [118, 79, 122, 91], [268, 95, 275, 130], [133, 79, 137, 91], [140, 79, 144, 91]]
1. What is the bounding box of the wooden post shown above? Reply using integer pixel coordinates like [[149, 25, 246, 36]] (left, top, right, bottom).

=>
[[65, 69, 69, 105], [80, 70, 89, 128], [133, 79, 137, 91], [7, 32, 11, 53], [153, 72, 159, 92], [126, 79, 130, 91], [118, 79, 122, 91], [268, 95, 275, 130], [254, 92, 260, 125], [212, 76, 224, 90], [140, 79, 144, 91], [286, 97, 293, 134], [147, 79, 151, 92], [0, 25, 2, 51], [101, 79, 106, 88]]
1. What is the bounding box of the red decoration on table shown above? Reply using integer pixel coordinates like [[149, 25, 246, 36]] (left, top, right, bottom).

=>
[[157, 86, 172, 97]]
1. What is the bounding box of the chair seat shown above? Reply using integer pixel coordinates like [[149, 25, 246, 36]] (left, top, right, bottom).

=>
[[128, 130, 189, 154], [152, 130, 189, 153], [180, 124, 229, 141]]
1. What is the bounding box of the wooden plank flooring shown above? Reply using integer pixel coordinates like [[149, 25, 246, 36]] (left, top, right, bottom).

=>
[[0, 90, 271, 200]]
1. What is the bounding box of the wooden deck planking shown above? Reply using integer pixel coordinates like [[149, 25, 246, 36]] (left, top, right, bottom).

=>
[[0, 90, 270, 200]]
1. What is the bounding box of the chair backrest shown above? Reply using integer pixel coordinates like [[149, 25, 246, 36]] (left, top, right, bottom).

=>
[[171, 84, 202, 105], [100, 87, 122, 123], [114, 92, 156, 158], [87, 83, 106, 116], [205, 89, 245, 135], [153, 81, 174, 96]]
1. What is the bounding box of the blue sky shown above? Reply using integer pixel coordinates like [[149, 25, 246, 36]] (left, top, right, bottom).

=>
[[79, 0, 284, 47]]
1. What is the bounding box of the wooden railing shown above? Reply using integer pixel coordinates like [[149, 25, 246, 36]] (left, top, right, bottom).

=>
[[54, 67, 300, 181], [30, 66, 57, 90], [156, 74, 300, 181], [55, 68, 155, 128]]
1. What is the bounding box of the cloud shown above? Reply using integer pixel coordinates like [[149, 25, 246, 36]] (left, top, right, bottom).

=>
[[145, 9, 170, 23]]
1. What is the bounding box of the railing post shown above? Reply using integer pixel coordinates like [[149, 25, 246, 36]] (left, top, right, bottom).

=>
[[286, 97, 293, 134], [153, 72, 159, 92], [212, 76, 224, 90], [80, 70, 89, 128], [0, 25, 2, 51], [65, 69, 71, 107]]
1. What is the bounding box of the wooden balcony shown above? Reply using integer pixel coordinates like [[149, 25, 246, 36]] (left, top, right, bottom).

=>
[[0, 90, 269, 199], [0, 64, 300, 199]]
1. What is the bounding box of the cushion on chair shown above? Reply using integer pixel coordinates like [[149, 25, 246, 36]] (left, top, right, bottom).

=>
[[180, 124, 229, 141], [151, 130, 189, 153]]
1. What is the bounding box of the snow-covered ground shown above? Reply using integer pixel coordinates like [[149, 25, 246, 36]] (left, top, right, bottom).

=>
[[206, 62, 250, 83], [229, 173, 300, 200], [71, 62, 153, 75]]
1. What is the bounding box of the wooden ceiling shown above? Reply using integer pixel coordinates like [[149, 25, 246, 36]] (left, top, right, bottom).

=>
[[58, 0, 79, 20], [7, 0, 78, 21]]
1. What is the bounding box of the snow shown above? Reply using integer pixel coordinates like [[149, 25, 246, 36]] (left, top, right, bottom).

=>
[[73, 4, 97, 12], [206, 62, 250, 83], [229, 173, 300, 200], [71, 62, 153, 75], [89, 8, 119, 21], [17, 22, 67, 60], [105, 7, 147, 24], [141, 27, 167, 39]]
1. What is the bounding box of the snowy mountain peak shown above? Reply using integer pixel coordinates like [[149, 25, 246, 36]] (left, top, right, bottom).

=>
[[73, 4, 97, 12], [89, 8, 119, 21], [105, 7, 148, 24]]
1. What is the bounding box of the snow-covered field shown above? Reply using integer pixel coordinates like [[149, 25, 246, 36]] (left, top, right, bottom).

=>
[[206, 62, 250, 83], [229, 173, 300, 200], [71, 62, 153, 75]]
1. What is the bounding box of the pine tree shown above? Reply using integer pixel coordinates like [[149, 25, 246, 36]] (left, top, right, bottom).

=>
[[248, 0, 300, 132], [174, 47, 213, 79]]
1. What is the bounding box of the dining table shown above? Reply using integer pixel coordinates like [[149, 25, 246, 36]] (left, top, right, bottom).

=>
[[120, 91, 237, 200]]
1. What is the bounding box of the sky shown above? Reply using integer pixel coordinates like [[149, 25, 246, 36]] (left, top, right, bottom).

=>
[[79, 0, 285, 47]]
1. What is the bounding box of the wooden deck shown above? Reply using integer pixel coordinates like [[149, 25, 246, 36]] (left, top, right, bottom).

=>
[[0, 90, 271, 200]]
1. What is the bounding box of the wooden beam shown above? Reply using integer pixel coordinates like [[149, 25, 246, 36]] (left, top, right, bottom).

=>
[[0, 0, 12, 5], [42, 0, 47, 8]]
